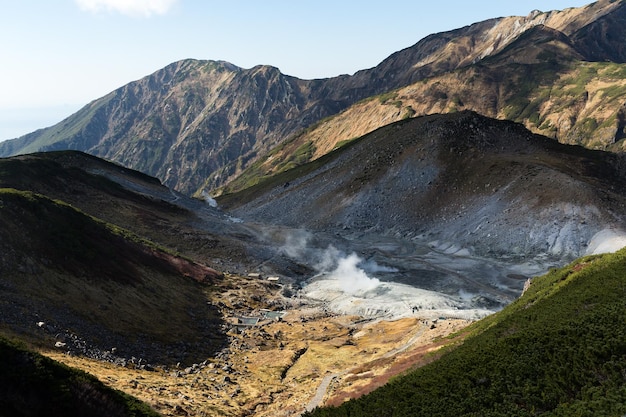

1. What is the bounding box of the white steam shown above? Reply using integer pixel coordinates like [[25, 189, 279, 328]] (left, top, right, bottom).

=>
[[586, 229, 626, 255], [359, 259, 400, 274], [313, 244, 341, 272], [200, 191, 218, 208], [277, 229, 495, 320], [327, 253, 381, 295], [279, 229, 312, 259], [458, 289, 476, 303], [276, 230, 387, 294], [309, 245, 390, 295]]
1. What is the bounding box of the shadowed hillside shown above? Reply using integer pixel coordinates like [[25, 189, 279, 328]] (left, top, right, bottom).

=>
[[0, 152, 233, 366], [0, 337, 159, 417], [0, 151, 255, 270], [0, 187, 225, 365]]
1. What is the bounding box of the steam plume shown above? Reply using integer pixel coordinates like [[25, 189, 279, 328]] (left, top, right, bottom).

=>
[[277, 229, 391, 295], [328, 253, 381, 295]]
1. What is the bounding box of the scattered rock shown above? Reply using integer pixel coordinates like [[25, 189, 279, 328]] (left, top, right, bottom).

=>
[[173, 405, 188, 416]]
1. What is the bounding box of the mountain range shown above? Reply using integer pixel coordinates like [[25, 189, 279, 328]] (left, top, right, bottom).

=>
[[2, 0, 626, 197], [3, 0, 626, 415]]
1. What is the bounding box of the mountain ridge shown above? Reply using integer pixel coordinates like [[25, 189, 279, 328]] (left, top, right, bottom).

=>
[[1, 0, 625, 195], [224, 111, 626, 260], [224, 31, 626, 193]]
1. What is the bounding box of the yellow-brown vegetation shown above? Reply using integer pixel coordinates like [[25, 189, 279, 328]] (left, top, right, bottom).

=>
[[44, 273, 471, 416]]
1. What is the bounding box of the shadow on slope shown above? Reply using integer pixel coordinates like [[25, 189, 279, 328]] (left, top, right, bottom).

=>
[[0, 336, 159, 417], [0, 188, 226, 366]]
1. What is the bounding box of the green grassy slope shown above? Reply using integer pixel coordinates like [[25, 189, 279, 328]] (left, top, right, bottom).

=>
[[305, 248, 626, 416]]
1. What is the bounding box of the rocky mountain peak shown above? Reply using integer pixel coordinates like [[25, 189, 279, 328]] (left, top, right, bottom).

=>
[[1, 1, 625, 195]]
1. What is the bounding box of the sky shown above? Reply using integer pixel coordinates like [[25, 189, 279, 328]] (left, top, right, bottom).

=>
[[0, 0, 593, 141]]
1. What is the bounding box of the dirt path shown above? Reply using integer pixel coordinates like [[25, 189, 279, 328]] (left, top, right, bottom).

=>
[[381, 321, 427, 359], [305, 373, 339, 413], [303, 321, 428, 413]]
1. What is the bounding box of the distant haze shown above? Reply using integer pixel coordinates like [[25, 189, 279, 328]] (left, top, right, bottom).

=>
[[0, 104, 83, 142]]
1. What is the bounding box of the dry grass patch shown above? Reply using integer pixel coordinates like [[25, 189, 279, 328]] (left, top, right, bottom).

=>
[[39, 270, 475, 417], [326, 319, 472, 407], [42, 315, 473, 417]]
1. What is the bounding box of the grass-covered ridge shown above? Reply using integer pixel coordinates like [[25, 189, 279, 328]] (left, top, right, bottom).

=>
[[306, 248, 626, 416], [0, 187, 167, 282]]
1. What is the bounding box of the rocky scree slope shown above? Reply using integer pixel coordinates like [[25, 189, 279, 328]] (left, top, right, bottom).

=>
[[1, 1, 625, 195], [223, 112, 626, 261]]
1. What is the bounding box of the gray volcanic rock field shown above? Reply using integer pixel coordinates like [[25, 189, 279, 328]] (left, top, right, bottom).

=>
[[225, 112, 626, 318], [229, 113, 626, 260]]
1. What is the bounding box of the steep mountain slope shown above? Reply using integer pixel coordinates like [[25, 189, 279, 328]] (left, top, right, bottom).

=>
[[223, 24, 626, 193], [0, 337, 159, 417], [304, 246, 626, 416], [1, 0, 624, 195], [223, 112, 626, 261]]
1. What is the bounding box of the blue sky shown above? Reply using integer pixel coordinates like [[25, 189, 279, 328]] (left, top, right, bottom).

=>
[[0, 0, 592, 141]]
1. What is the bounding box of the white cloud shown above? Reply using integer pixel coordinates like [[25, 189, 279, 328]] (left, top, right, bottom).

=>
[[75, 0, 179, 17]]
